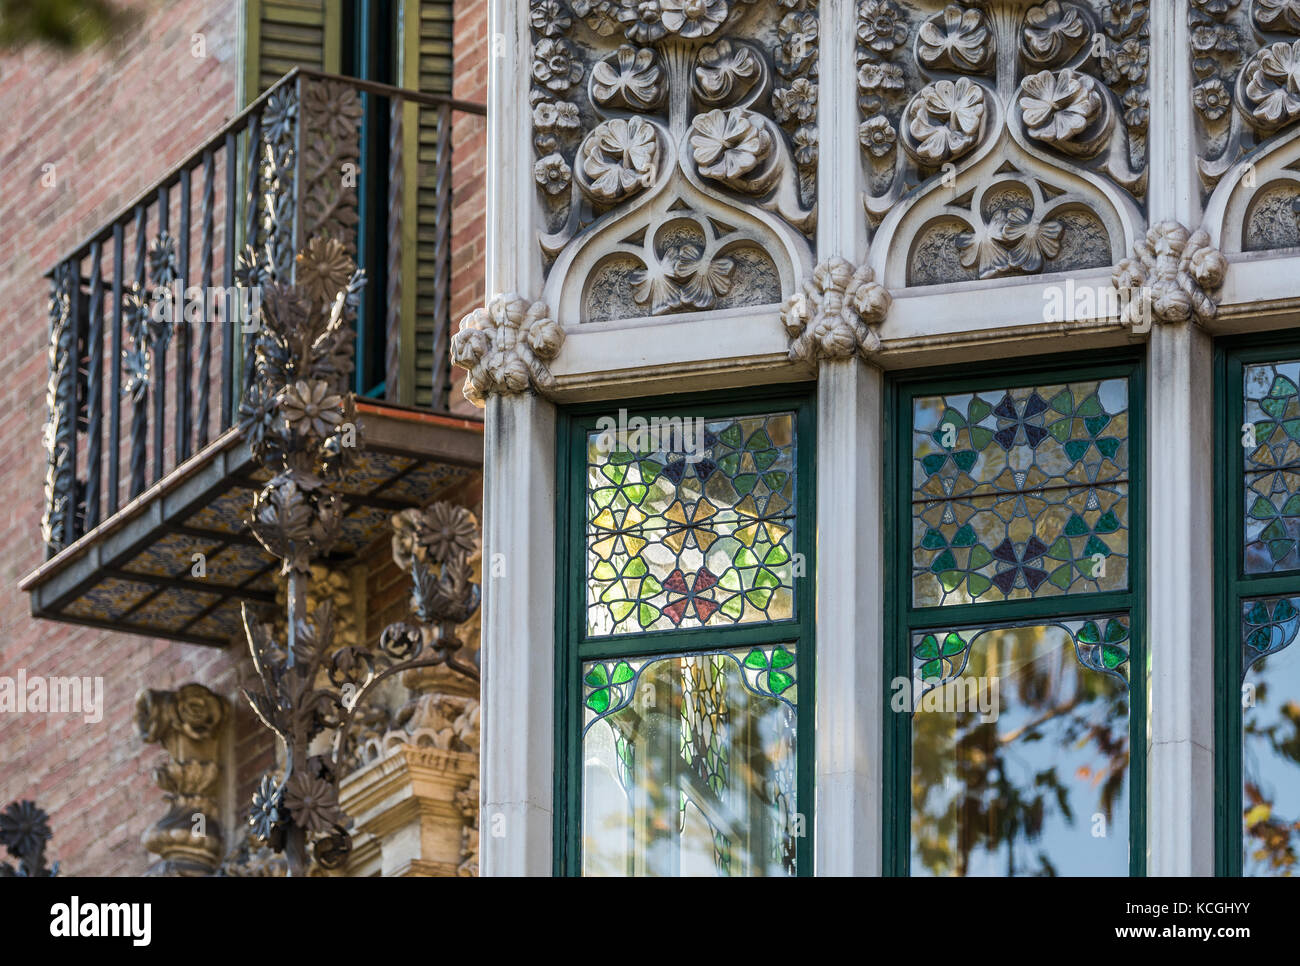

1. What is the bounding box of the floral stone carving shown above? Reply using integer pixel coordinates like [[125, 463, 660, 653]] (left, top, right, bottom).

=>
[[533, 0, 816, 320], [450, 294, 566, 405], [781, 256, 892, 362], [1112, 221, 1228, 325], [136, 683, 228, 876]]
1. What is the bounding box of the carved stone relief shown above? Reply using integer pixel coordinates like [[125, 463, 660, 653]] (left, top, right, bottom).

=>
[[860, 1, 1149, 288], [531, 0, 817, 322], [135, 683, 228, 876], [1196, 0, 1300, 253]]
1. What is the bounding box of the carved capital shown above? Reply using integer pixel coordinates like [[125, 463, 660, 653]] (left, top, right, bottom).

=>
[[450, 294, 565, 405], [781, 257, 892, 363], [1112, 221, 1227, 326], [135, 683, 228, 876]]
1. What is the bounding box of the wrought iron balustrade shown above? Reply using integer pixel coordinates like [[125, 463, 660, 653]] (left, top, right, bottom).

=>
[[41, 68, 485, 559]]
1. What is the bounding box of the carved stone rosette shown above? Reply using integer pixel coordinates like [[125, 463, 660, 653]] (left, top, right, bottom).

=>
[[135, 683, 229, 876], [1112, 220, 1227, 326], [860, 1, 1149, 287], [450, 293, 565, 405], [782, 256, 892, 361]]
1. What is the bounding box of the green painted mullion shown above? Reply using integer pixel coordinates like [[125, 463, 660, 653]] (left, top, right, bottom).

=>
[[1214, 339, 1236, 876], [905, 592, 1136, 630], [578, 621, 802, 660]]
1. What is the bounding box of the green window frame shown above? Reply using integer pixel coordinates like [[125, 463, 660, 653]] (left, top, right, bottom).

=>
[[554, 387, 817, 877], [885, 352, 1147, 877], [1215, 335, 1300, 876]]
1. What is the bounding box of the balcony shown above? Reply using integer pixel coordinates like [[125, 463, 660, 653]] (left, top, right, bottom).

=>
[[21, 69, 486, 646]]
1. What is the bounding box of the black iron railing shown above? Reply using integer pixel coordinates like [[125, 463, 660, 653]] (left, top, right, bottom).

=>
[[41, 68, 485, 557]]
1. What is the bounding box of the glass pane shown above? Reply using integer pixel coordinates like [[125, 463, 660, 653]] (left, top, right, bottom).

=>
[[912, 379, 1130, 606], [1241, 595, 1300, 875], [1244, 361, 1300, 573], [581, 646, 798, 876], [585, 410, 797, 635], [909, 620, 1130, 876]]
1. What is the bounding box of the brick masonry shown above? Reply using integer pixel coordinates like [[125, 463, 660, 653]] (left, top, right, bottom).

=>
[[0, 0, 487, 875]]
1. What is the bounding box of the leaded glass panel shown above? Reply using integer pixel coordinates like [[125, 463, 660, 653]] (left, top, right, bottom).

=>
[[1244, 361, 1300, 573], [581, 646, 798, 877], [912, 379, 1130, 606], [1241, 595, 1300, 875], [585, 411, 797, 635], [909, 622, 1131, 877]]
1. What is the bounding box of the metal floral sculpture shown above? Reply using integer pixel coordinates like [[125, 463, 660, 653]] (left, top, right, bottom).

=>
[[0, 800, 58, 877], [237, 239, 482, 877], [237, 237, 364, 876]]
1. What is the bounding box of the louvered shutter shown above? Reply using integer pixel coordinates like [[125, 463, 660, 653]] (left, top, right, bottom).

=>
[[241, 0, 341, 103]]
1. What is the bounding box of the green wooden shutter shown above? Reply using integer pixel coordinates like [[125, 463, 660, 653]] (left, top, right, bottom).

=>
[[242, 0, 342, 104], [397, 0, 454, 409]]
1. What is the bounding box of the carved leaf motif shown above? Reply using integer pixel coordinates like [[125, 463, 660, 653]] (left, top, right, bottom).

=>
[[1243, 41, 1300, 134], [1019, 68, 1112, 158], [903, 77, 987, 166], [1255, 0, 1300, 34], [689, 108, 777, 192], [694, 39, 761, 107], [957, 206, 1064, 280], [576, 117, 660, 205], [918, 3, 993, 73], [1021, 1, 1088, 69], [592, 44, 665, 111]]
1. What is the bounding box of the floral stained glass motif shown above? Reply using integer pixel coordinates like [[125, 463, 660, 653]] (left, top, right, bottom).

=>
[[912, 379, 1129, 606], [1242, 596, 1300, 679], [911, 615, 1132, 698], [581, 646, 798, 877], [1244, 362, 1300, 573], [586, 411, 797, 635]]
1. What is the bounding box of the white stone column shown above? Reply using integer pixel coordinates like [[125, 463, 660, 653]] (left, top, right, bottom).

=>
[[809, 0, 883, 876], [1144, 0, 1215, 877], [814, 358, 884, 876], [480, 392, 556, 876]]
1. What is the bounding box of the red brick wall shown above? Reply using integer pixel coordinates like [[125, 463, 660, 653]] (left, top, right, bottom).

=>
[[0, 0, 488, 875], [0, 0, 269, 876], [450, 0, 488, 417]]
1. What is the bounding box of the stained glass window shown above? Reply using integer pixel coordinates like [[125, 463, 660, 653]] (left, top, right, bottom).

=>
[[909, 622, 1131, 877], [895, 362, 1141, 877], [1244, 361, 1300, 573], [912, 378, 1129, 606], [586, 411, 797, 635], [581, 647, 798, 877], [564, 395, 811, 877], [1240, 597, 1300, 876]]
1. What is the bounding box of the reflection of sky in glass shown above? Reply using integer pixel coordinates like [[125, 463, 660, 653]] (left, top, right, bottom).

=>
[[911, 625, 1129, 877], [1243, 644, 1300, 876], [581, 651, 797, 877]]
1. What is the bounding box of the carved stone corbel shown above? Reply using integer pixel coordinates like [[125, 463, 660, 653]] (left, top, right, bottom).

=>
[[135, 683, 228, 876], [780, 256, 892, 363], [1112, 221, 1227, 326], [450, 294, 565, 405]]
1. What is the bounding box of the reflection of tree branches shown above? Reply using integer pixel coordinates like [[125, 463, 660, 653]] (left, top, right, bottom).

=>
[[912, 629, 1129, 876], [1243, 693, 1300, 875]]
